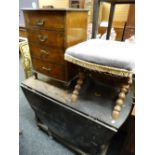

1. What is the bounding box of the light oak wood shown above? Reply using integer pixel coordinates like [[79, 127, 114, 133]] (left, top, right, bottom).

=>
[[71, 72, 85, 103]]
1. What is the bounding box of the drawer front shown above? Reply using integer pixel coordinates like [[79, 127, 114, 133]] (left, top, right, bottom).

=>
[[24, 11, 65, 29], [32, 59, 65, 81], [29, 44, 65, 64], [27, 29, 64, 48], [123, 28, 135, 40]]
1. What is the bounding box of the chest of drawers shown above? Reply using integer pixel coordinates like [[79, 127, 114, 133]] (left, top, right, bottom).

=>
[[23, 8, 88, 83]]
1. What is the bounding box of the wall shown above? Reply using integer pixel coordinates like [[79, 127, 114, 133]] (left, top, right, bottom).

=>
[[38, 1, 129, 23], [19, 0, 39, 26], [39, 0, 69, 8], [101, 3, 130, 22], [85, 0, 93, 23]]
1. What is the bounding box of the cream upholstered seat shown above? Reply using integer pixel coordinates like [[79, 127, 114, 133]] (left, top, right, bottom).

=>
[[65, 39, 135, 77]]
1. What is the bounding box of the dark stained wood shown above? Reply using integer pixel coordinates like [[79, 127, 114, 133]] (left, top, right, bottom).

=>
[[23, 9, 88, 83], [22, 76, 134, 129], [65, 62, 80, 84], [120, 115, 135, 155], [21, 76, 133, 154], [92, 0, 100, 38], [106, 3, 115, 40], [22, 84, 114, 154]]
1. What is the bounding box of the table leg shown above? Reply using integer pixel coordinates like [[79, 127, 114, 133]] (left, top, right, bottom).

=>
[[92, 0, 100, 38], [106, 3, 115, 40]]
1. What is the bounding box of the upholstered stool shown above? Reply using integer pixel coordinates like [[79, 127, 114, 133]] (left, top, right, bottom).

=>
[[64, 39, 135, 120]]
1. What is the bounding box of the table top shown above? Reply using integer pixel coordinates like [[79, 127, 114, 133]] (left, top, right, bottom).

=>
[[21, 8, 88, 12], [22, 76, 134, 130]]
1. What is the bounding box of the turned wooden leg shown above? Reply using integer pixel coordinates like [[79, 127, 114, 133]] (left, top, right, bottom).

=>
[[112, 74, 133, 119], [71, 72, 85, 103]]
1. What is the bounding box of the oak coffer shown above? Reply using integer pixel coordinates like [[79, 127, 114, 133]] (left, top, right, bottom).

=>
[[22, 8, 88, 83], [21, 76, 133, 155]]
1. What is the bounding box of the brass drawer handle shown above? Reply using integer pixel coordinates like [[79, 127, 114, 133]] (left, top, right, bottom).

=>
[[38, 35, 48, 42], [42, 66, 51, 71], [40, 49, 49, 55], [36, 19, 45, 26]]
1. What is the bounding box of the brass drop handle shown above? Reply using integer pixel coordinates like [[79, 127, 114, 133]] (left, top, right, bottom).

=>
[[36, 19, 45, 26], [40, 49, 49, 55], [42, 66, 51, 71], [38, 35, 48, 42]]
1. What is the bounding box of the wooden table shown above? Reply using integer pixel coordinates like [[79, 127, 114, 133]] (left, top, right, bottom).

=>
[[21, 75, 134, 154], [92, 0, 135, 39]]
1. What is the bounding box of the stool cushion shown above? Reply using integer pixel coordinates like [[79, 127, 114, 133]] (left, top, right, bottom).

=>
[[65, 39, 135, 72]]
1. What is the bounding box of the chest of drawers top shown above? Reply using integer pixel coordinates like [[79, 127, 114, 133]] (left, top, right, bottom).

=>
[[23, 8, 88, 30]]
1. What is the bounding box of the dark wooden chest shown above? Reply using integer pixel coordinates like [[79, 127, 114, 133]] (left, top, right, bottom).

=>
[[21, 77, 133, 154]]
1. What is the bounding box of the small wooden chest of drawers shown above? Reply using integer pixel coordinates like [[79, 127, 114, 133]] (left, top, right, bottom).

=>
[[23, 8, 88, 83]]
